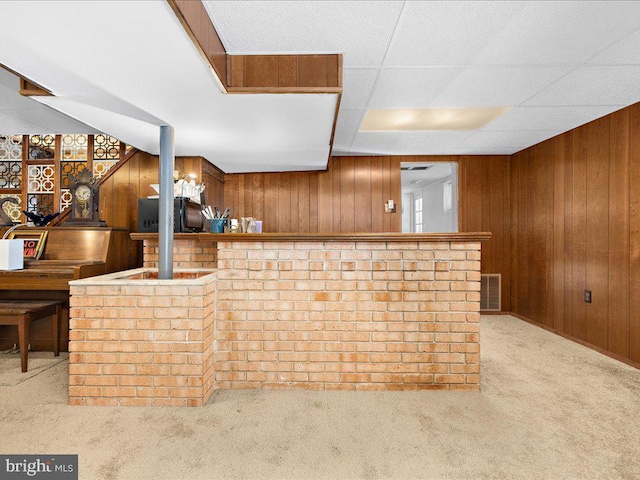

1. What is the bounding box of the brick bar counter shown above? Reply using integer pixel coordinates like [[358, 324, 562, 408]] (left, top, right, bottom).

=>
[[68, 232, 490, 406]]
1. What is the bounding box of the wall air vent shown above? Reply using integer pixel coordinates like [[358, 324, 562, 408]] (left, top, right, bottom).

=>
[[401, 165, 431, 171], [480, 274, 501, 311]]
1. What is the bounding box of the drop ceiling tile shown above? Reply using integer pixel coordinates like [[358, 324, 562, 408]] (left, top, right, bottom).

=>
[[204, 1, 403, 67], [524, 66, 640, 106], [350, 131, 473, 155], [432, 66, 574, 107], [333, 109, 365, 154], [0, 112, 46, 133], [589, 28, 640, 65], [341, 69, 379, 110], [482, 106, 623, 132], [368, 67, 462, 109], [384, 1, 525, 66], [458, 130, 560, 150], [450, 147, 516, 156], [473, 2, 640, 65]]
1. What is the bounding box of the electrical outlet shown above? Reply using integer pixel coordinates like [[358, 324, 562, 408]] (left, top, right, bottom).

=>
[[584, 290, 592, 303]]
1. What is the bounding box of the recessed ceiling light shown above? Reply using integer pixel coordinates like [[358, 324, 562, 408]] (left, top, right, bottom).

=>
[[360, 107, 512, 132]]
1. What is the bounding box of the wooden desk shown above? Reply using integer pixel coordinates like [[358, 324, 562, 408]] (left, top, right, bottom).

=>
[[0, 301, 61, 372]]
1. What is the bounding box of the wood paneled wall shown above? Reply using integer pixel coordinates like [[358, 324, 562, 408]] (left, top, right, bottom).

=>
[[459, 155, 511, 311], [511, 104, 640, 365], [224, 156, 403, 233]]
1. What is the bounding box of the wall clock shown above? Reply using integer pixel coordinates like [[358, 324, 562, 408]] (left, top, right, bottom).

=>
[[66, 170, 106, 226]]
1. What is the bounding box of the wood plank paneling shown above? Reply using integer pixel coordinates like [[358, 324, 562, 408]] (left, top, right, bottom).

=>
[[552, 134, 567, 332], [511, 102, 640, 368], [585, 118, 610, 349], [458, 155, 511, 311], [223, 156, 405, 234], [340, 157, 355, 232], [227, 54, 342, 91], [572, 125, 588, 341], [244, 56, 279, 88], [608, 109, 630, 358], [317, 169, 332, 232], [630, 104, 640, 364]]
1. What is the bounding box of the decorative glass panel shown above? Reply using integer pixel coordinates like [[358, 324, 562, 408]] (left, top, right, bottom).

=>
[[93, 134, 120, 160], [0, 135, 22, 160], [93, 159, 118, 179], [60, 160, 87, 188], [28, 134, 56, 160], [0, 161, 21, 189], [0, 135, 23, 189], [124, 143, 133, 156], [27, 193, 54, 215], [28, 164, 55, 193], [0, 194, 22, 223], [60, 188, 72, 212], [61, 134, 88, 161]]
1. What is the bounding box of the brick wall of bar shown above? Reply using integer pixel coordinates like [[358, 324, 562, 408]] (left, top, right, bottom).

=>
[[68, 272, 217, 406], [215, 240, 481, 391], [142, 238, 217, 269], [68, 236, 482, 406]]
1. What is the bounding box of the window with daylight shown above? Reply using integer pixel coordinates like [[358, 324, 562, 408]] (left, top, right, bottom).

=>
[[443, 180, 452, 212], [414, 193, 423, 233]]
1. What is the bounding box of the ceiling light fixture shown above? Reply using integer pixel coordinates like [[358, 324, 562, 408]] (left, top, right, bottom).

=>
[[360, 107, 512, 132]]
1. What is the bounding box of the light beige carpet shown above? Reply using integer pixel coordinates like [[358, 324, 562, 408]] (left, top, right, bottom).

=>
[[0, 316, 639, 480], [0, 352, 68, 386]]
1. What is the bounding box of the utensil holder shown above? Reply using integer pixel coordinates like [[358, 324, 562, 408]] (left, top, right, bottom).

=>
[[209, 218, 227, 233]]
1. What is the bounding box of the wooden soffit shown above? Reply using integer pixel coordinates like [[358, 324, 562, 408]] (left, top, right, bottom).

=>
[[167, 0, 342, 94], [0, 63, 53, 97]]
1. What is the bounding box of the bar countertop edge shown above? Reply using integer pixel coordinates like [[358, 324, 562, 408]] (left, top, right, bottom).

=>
[[130, 232, 492, 242]]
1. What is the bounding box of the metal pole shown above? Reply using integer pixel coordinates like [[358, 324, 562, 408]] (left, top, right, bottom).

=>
[[158, 125, 175, 279]]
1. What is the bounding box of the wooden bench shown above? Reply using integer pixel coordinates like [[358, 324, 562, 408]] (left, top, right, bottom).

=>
[[0, 301, 61, 372]]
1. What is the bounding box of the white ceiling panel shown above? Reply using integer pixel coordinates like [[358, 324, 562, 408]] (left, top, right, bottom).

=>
[[590, 28, 640, 65], [459, 130, 562, 150], [433, 66, 574, 107], [473, 2, 640, 65], [204, 1, 403, 67], [525, 66, 640, 106], [368, 67, 462, 109], [333, 109, 365, 154], [341, 69, 379, 110], [384, 1, 526, 66], [351, 131, 473, 155], [0, 67, 98, 134], [482, 106, 623, 132], [451, 147, 514, 156]]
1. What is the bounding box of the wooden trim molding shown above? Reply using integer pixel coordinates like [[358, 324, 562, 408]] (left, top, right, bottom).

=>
[[167, 0, 228, 92], [131, 232, 492, 243]]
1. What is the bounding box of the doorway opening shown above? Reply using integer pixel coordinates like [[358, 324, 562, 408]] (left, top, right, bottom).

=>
[[401, 162, 458, 233]]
